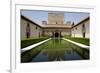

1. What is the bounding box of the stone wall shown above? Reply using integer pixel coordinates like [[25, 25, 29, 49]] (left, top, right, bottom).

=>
[[48, 13, 64, 24], [71, 19, 89, 38], [21, 18, 41, 40]]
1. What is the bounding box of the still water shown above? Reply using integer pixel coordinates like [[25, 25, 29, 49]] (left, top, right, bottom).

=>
[[21, 39, 89, 63]]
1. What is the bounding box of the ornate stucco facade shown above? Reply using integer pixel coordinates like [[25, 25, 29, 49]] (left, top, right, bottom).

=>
[[41, 13, 72, 37]]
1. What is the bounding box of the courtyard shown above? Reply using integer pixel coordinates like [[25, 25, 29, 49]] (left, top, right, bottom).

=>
[[21, 10, 90, 63], [21, 37, 89, 62]]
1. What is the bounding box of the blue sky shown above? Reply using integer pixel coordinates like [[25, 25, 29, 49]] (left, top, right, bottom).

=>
[[21, 10, 89, 25]]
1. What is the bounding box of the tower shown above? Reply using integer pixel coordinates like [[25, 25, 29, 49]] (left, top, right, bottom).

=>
[[42, 21, 47, 25], [48, 12, 64, 24]]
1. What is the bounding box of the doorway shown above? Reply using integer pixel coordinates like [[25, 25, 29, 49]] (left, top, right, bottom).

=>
[[55, 32, 59, 37]]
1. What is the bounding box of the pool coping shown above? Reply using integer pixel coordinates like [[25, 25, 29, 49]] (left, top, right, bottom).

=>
[[21, 38, 52, 53], [62, 38, 89, 49]]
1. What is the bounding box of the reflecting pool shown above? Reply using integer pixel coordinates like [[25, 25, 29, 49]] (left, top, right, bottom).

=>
[[21, 38, 89, 63]]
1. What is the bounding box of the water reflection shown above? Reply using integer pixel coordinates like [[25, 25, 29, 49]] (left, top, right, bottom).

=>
[[21, 39, 89, 63], [32, 48, 89, 62]]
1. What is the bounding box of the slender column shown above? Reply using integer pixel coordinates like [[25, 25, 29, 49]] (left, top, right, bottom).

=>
[[54, 32, 55, 39], [59, 32, 60, 39]]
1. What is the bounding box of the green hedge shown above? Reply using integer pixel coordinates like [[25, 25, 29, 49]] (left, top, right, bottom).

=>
[[21, 38, 48, 49], [66, 37, 90, 46], [21, 48, 41, 62]]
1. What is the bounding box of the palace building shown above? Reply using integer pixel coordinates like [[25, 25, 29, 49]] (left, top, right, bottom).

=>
[[41, 12, 72, 37], [71, 17, 90, 38], [21, 15, 42, 40], [21, 12, 89, 40]]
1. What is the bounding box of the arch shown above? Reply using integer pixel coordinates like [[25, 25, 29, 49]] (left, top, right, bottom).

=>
[[55, 32, 59, 37]]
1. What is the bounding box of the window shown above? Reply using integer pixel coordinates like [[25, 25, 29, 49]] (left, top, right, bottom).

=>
[[56, 22, 57, 24], [82, 24, 85, 38], [26, 23, 30, 38], [75, 27, 77, 30], [27, 23, 30, 27], [36, 26, 37, 29], [82, 24, 85, 32]]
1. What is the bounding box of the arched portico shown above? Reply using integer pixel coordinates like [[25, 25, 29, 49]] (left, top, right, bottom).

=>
[[55, 32, 59, 37], [52, 31, 61, 38]]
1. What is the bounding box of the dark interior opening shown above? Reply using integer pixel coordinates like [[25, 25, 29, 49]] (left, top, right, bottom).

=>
[[55, 32, 59, 37]]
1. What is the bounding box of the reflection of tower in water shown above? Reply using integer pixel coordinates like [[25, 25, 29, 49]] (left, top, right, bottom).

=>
[[47, 50, 65, 61]]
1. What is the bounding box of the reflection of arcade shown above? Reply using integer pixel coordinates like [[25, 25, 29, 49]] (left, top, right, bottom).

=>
[[52, 30, 61, 38], [21, 39, 89, 62], [52, 38, 61, 46], [45, 47, 89, 61]]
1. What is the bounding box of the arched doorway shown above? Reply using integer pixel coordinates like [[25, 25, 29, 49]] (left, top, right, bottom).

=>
[[55, 32, 59, 37]]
